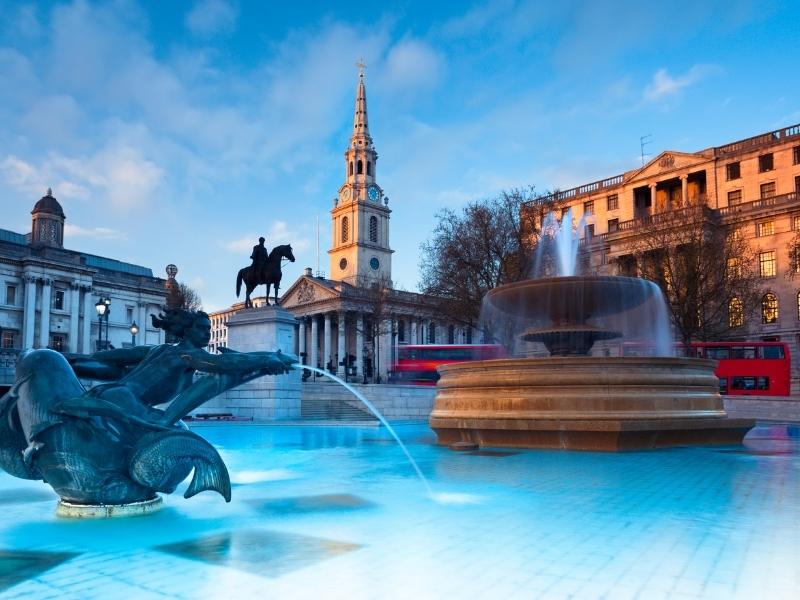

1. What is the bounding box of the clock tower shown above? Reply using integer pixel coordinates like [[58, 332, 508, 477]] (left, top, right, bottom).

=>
[[328, 63, 393, 286]]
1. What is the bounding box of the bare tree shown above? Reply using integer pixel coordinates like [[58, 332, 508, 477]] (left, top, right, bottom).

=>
[[785, 230, 800, 280], [168, 282, 203, 312], [419, 187, 561, 337], [623, 205, 762, 346]]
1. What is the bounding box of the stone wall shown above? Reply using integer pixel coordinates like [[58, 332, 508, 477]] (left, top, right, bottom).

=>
[[195, 376, 302, 420], [724, 396, 800, 423], [301, 382, 436, 421]]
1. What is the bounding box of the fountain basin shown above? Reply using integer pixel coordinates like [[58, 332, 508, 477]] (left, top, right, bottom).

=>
[[429, 357, 753, 451]]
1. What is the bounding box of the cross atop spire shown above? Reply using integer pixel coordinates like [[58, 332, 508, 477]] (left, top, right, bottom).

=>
[[355, 58, 366, 77]]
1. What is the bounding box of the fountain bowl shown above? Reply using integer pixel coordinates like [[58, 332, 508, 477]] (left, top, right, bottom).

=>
[[429, 356, 753, 451]]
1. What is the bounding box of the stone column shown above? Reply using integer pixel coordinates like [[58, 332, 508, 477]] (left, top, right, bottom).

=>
[[69, 281, 81, 352], [138, 303, 148, 345], [681, 175, 688, 206], [310, 315, 319, 371], [356, 313, 364, 381], [648, 184, 657, 215], [39, 277, 52, 349], [82, 286, 94, 353], [410, 320, 417, 345], [337, 311, 346, 377], [22, 274, 37, 349], [323, 313, 332, 372], [298, 318, 306, 365]]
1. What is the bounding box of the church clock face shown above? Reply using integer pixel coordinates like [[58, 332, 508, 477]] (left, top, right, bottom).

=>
[[341, 188, 350, 201], [368, 185, 379, 202], [339, 258, 348, 270], [370, 257, 380, 270]]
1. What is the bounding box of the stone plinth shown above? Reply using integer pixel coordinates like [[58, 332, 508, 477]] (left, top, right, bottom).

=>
[[430, 357, 754, 451], [204, 305, 301, 421], [56, 496, 163, 518]]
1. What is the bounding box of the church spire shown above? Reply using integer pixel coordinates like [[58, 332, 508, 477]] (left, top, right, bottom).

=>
[[351, 59, 372, 147]]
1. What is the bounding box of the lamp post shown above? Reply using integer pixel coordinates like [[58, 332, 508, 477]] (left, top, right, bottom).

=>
[[129, 321, 139, 346], [95, 297, 111, 350]]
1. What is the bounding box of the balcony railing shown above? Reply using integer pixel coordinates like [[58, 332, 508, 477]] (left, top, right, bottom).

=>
[[718, 191, 797, 218], [614, 203, 717, 233], [715, 123, 800, 157], [525, 173, 625, 207]]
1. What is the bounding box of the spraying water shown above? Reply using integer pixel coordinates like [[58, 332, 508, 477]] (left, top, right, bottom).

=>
[[297, 365, 433, 497]]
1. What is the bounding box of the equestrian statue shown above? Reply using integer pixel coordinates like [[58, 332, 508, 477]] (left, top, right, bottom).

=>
[[236, 237, 295, 308]]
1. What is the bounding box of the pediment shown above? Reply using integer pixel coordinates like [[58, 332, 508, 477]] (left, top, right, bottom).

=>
[[280, 276, 340, 308], [628, 150, 712, 183]]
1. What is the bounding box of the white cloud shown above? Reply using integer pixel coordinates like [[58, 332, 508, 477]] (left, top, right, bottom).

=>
[[382, 39, 444, 92], [1, 155, 41, 190], [64, 224, 126, 240], [644, 65, 718, 102], [222, 235, 257, 253], [185, 0, 238, 37], [221, 223, 310, 255]]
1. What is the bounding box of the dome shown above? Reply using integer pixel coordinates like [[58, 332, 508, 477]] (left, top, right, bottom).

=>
[[31, 188, 65, 218]]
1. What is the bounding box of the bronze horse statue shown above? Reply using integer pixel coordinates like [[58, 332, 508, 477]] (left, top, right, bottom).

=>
[[236, 244, 295, 308]]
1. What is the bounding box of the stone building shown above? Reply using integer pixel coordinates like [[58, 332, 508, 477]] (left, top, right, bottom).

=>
[[208, 68, 474, 381], [0, 189, 167, 388], [526, 124, 800, 389]]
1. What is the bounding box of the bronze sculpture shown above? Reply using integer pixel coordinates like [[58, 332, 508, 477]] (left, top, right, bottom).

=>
[[236, 242, 295, 307], [0, 308, 296, 506]]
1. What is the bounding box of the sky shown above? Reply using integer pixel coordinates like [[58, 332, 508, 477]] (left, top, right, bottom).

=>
[[1, 0, 799, 312]]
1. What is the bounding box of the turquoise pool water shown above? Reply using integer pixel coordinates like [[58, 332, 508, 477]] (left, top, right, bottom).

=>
[[1, 423, 798, 599]]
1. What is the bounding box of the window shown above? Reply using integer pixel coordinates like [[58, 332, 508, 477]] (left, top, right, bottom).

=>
[[53, 290, 65, 310], [5, 285, 15, 306], [349, 162, 353, 176], [727, 190, 742, 206], [760, 182, 776, 199], [585, 224, 595, 238], [791, 245, 800, 275], [726, 162, 741, 180], [466, 328, 473, 344], [759, 251, 776, 278], [49, 334, 66, 351], [608, 218, 619, 233], [369, 216, 378, 243], [366, 161, 372, 176], [357, 160, 363, 175], [728, 297, 744, 328], [1, 330, 15, 349], [341, 216, 349, 243], [583, 200, 594, 215], [448, 324, 455, 344], [726, 258, 742, 281], [793, 145, 800, 165], [607, 194, 619, 211], [428, 322, 436, 344], [561, 207, 570, 219], [756, 220, 774, 237], [126, 306, 134, 323], [398, 321, 405, 342], [759, 153, 774, 172], [761, 292, 778, 324], [796, 175, 800, 194]]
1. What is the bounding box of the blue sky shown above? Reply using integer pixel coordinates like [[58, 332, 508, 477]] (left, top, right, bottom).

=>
[[1, 0, 799, 311]]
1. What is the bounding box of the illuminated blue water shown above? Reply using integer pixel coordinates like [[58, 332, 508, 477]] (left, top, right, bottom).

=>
[[1, 423, 798, 599]]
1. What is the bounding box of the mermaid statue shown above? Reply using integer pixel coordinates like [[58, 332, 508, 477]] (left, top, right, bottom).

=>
[[0, 308, 295, 508]]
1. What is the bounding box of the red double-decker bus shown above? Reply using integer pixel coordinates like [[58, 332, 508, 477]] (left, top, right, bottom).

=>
[[622, 341, 791, 396], [392, 344, 506, 385]]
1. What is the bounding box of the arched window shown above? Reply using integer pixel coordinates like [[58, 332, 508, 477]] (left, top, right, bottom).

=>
[[349, 162, 353, 176], [728, 297, 744, 328], [341, 216, 349, 243], [428, 322, 436, 344], [762, 292, 778, 324], [367, 161, 372, 176], [369, 215, 378, 243], [357, 160, 363, 175]]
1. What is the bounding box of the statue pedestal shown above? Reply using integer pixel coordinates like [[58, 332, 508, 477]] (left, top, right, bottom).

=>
[[203, 305, 301, 421], [57, 496, 163, 518]]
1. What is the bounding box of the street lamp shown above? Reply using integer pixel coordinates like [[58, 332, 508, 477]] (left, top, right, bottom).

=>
[[129, 321, 139, 346], [95, 296, 111, 350]]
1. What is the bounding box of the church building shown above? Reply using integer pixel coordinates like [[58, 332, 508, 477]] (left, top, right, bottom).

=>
[[210, 67, 473, 382]]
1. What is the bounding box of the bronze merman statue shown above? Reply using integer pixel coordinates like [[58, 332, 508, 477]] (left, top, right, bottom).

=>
[[0, 308, 296, 507]]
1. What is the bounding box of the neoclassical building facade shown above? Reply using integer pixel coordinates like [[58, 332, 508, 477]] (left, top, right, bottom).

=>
[[0, 190, 167, 388], [208, 69, 474, 381], [527, 123, 800, 389]]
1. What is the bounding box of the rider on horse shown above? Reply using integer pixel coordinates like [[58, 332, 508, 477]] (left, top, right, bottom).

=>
[[250, 237, 268, 281]]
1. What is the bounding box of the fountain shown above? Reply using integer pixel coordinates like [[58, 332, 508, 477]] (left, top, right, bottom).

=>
[[429, 209, 753, 450]]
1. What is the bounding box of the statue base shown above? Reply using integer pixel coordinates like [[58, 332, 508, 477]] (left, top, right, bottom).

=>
[[56, 495, 163, 518]]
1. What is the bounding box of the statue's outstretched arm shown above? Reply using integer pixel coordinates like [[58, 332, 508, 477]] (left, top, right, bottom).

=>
[[158, 351, 297, 425], [66, 346, 152, 380]]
